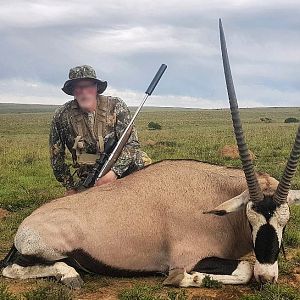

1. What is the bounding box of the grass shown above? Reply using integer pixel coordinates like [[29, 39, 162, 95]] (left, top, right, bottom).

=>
[[23, 280, 73, 300], [0, 281, 73, 300], [0, 283, 18, 300], [118, 284, 188, 300], [240, 283, 300, 300], [0, 106, 300, 299], [118, 284, 162, 300], [201, 275, 222, 289], [284, 207, 300, 247]]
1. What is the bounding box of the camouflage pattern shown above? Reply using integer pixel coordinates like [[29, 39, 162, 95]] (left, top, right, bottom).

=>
[[62, 65, 107, 96], [49, 95, 145, 190]]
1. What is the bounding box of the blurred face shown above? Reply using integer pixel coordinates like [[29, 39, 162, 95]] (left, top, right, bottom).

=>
[[73, 79, 98, 112]]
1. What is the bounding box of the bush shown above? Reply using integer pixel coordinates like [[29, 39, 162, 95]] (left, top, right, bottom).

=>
[[148, 122, 162, 130], [284, 117, 299, 123]]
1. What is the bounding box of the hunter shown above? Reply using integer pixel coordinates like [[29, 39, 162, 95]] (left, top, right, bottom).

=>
[[49, 65, 151, 195]]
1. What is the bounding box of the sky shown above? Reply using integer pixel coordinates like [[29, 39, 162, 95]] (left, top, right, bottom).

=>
[[0, 0, 299, 108]]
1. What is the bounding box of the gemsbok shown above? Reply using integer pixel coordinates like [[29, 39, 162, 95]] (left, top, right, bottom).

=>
[[1, 19, 300, 289]]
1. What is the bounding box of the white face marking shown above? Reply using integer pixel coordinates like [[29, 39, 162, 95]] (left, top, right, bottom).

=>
[[269, 203, 290, 246], [246, 201, 290, 283], [246, 202, 266, 242]]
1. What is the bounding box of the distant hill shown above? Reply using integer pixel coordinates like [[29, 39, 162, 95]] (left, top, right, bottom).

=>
[[0, 103, 59, 114], [1, 102, 300, 114], [0, 102, 201, 114]]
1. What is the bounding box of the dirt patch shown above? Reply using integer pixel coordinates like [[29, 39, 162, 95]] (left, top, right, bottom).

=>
[[219, 145, 255, 160], [0, 208, 9, 219], [294, 267, 300, 274], [144, 140, 178, 147], [294, 274, 300, 283], [144, 139, 157, 146]]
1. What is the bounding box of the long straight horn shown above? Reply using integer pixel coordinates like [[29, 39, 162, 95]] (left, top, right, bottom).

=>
[[274, 125, 300, 204], [219, 19, 264, 202]]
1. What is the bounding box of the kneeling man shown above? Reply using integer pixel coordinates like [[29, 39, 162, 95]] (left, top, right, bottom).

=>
[[49, 65, 150, 195]]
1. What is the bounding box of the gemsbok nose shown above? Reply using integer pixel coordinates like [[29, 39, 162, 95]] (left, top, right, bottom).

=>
[[254, 260, 278, 284], [258, 274, 276, 284]]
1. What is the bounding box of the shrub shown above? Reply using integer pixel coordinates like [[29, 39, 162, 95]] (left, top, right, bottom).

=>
[[148, 122, 162, 130], [284, 117, 299, 123]]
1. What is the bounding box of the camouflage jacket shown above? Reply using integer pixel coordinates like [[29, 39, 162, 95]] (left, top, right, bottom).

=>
[[49, 95, 144, 189]]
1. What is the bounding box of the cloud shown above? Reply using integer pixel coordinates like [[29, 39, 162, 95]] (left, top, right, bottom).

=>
[[0, 0, 299, 108]]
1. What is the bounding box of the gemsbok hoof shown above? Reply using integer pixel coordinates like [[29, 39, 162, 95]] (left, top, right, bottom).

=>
[[61, 275, 84, 290]]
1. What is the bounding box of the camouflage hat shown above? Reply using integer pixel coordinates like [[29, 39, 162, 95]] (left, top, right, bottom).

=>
[[62, 65, 107, 96]]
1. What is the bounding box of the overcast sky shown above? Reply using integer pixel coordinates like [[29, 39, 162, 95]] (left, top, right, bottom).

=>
[[0, 0, 299, 108]]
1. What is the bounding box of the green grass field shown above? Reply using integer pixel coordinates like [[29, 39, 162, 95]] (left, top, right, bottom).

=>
[[0, 105, 300, 299]]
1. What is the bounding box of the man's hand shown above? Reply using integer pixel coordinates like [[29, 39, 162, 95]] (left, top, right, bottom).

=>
[[95, 170, 117, 186], [65, 189, 77, 196]]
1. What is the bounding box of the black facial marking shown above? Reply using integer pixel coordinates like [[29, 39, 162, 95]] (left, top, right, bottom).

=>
[[254, 224, 280, 264], [192, 257, 240, 275], [252, 195, 279, 221]]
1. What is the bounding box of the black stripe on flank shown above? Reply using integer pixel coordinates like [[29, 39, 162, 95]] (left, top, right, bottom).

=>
[[254, 224, 280, 264], [66, 249, 163, 277], [192, 257, 240, 275], [0, 245, 18, 268]]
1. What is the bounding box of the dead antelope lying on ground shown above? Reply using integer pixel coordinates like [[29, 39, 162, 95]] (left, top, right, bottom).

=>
[[1, 20, 300, 289]]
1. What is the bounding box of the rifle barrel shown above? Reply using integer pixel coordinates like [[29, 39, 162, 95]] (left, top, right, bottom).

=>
[[97, 64, 167, 179]]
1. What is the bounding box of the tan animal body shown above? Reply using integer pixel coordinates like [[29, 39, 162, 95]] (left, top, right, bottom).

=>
[[11, 160, 255, 273], [1, 159, 299, 288]]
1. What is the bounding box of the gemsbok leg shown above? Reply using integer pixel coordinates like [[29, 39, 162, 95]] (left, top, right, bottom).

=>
[[2, 261, 83, 289], [163, 257, 253, 287], [1, 227, 84, 289]]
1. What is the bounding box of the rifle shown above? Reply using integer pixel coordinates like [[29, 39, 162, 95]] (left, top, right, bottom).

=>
[[76, 64, 167, 189]]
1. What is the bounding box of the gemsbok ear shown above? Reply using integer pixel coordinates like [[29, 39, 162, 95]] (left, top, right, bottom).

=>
[[287, 190, 300, 206], [203, 190, 250, 216]]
